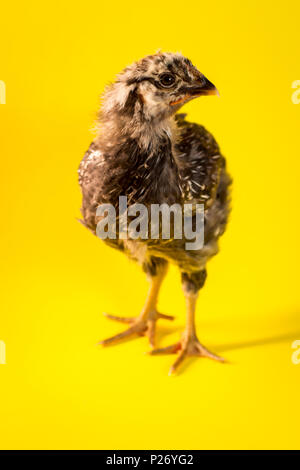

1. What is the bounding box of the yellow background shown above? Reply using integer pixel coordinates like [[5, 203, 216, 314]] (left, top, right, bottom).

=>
[[1, 0, 300, 450]]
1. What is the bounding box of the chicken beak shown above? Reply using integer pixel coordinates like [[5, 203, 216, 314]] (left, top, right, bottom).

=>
[[188, 76, 219, 97], [170, 76, 219, 107]]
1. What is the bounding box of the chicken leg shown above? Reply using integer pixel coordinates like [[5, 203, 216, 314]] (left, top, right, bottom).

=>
[[150, 269, 225, 374], [99, 258, 173, 348]]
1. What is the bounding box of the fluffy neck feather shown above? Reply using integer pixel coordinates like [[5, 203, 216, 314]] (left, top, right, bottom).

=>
[[96, 82, 178, 153]]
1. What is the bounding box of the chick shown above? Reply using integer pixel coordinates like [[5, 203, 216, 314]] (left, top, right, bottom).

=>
[[78, 52, 231, 374]]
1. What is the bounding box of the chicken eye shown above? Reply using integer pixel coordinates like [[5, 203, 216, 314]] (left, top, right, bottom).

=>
[[159, 73, 176, 88]]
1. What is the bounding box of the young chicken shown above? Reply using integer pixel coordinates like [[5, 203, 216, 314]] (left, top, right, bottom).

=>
[[78, 52, 231, 374]]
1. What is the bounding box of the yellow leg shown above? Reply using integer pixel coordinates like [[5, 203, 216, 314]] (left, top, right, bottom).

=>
[[99, 262, 173, 348], [150, 291, 225, 375]]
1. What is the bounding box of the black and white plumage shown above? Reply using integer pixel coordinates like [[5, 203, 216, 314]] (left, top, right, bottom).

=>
[[78, 52, 231, 374]]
